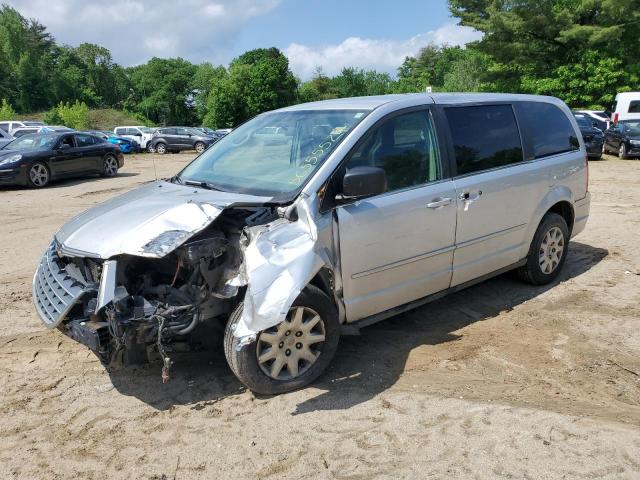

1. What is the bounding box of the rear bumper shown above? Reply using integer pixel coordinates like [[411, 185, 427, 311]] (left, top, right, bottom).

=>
[[572, 192, 591, 238]]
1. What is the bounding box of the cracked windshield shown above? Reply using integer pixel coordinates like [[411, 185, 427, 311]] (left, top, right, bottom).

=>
[[179, 109, 368, 196]]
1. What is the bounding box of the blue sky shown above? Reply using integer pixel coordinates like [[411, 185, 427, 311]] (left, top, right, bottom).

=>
[[7, 0, 480, 79]]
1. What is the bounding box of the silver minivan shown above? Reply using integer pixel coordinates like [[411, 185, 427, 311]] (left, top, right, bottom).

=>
[[32, 94, 590, 393]]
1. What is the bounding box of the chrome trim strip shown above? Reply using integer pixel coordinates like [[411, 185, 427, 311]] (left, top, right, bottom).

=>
[[455, 223, 527, 250], [352, 245, 455, 279]]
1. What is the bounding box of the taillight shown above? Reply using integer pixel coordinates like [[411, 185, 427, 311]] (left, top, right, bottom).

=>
[[614, 112, 619, 124]]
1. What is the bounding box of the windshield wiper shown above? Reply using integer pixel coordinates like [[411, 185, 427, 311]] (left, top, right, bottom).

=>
[[182, 179, 226, 191]]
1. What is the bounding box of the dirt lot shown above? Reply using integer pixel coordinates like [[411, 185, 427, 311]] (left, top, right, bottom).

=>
[[1, 152, 639, 479]]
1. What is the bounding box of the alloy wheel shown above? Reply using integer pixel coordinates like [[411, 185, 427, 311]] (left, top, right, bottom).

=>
[[256, 306, 325, 380], [538, 226, 565, 274], [29, 163, 49, 187], [104, 156, 118, 176], [156, 143, 166, 154], [619, 144, 626, 158], [195, 142, 205, 153]]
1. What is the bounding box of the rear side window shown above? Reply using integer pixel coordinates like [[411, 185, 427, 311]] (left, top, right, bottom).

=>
[[115, 128, 125, 135], [515, 102, 579, 159], [629, 101, 640, 113], [445, 105, 523, 176], [76, 134, 96, 147], [0, 123, 8, 132]]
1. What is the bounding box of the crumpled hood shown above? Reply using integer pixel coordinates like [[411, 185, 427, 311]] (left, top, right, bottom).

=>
[[55, 181, 270, 259]]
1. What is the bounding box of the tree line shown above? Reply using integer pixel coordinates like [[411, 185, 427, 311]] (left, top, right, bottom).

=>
[[0, 1, 637, 129]]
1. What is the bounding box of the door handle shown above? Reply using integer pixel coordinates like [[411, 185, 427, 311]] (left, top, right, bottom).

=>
[[459, 190, 483, 211], [426, 197, 452, 209]]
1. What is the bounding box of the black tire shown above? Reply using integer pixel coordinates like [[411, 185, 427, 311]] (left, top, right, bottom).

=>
[[619, 143, 629, 159], [517, 212, 569, 285], [100, 154, 119, 177], [155, 142, 167, 154], [589, 154, 602, 160], [194, 141, 206, 153], [27, 161, 50, 188], [224, 285, 340, 395], [146, 143, 155, 153]]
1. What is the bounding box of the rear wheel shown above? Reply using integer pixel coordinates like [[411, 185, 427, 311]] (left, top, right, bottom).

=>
[[101, 155, 118, 177], [27, 162, 50, 188], [224, 285, 340, 395], [155, 142, 167, 155], [619, 143, 628, 159], [518, 213, 569, 285], [195, 141, 206, 153]]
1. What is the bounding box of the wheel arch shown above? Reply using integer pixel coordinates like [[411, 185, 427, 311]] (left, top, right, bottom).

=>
[[519, 187, 575, 259]]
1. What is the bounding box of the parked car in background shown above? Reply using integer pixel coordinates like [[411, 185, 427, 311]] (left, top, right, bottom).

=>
[[0, 120, 45, 135], [149, 127, 217, 154], [113, 126, 156, 150], [214, 128, 232, 136], [574, 114, 604, 159], [611, 92, 640, 123], [0, 132, 124, 188], [603, 120, 640, 159], [32, 93, 590, 394], [12, 125, 74, 138], [83, 130, 140, 153], [575, 110, 610, 131], [0, 128, 13, 148]]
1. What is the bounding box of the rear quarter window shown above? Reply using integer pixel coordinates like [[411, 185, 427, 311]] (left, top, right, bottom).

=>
[[514, 102, 580, 159], [629, 101, 640, 113], [445, 104, 524, 176]]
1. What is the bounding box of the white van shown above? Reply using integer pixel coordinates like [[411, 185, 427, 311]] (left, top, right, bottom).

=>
[[612, 92, 640, 123]]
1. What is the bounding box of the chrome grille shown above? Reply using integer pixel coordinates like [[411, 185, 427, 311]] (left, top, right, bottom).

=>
[[32, 242, 90, 329]]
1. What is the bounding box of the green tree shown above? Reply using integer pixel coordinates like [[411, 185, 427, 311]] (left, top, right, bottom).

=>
[[44, 101, 90, 129], [204, 48, 297, 127], [442, 49, 491, 92], [0, 98, 15, 119], [448, 0, 640, 102], [192, 62, 226, 122], [125, 57, 198, 125]]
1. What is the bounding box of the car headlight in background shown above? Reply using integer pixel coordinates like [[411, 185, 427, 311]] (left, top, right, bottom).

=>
[[0, 154, 22, 166], [630, 140, 640, 146]]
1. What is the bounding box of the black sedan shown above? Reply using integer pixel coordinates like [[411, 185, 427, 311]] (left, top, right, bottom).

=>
[[603, 120, 640, 159], [0, 132, 124, 188], [148, 127, 218, 154], [574, 114, 604, 159]]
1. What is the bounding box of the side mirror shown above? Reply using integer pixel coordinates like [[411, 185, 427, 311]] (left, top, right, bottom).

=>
[[339, 166, 387, 200]]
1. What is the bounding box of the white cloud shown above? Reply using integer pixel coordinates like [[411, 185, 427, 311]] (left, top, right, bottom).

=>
[[285, 24, 483, 80], [6, 0, 282, 65]]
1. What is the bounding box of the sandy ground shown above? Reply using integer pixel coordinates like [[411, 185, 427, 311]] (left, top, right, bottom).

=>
[[1, 152, 639, 479]]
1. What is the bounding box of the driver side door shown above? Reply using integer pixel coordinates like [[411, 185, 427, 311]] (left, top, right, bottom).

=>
[[48, 134, 80, 176], [336, 109, 457, 322]]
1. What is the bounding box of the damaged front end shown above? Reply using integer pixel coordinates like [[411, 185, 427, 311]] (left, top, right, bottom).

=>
[[32, 190, 337, 382], [33, 203, 286, 380]]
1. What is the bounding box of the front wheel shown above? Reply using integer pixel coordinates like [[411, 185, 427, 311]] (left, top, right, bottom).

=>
[[224, 285, 340, 395], [27, 162, 50, 188], [146, 143, 156, 153], [101, 155, 119, 177], [517, 212, 569, 285], [195, 141, 206, 153]]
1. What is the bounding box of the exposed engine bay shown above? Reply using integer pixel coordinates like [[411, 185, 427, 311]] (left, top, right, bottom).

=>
[[52, 206, 282, 382]]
